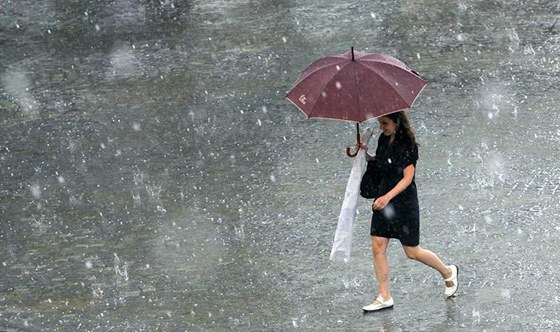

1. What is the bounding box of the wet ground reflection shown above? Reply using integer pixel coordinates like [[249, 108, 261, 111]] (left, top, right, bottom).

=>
[[1, 0, 560, 330]]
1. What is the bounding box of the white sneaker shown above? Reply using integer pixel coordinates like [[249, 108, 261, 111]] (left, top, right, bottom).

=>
[[444, 265, 459, 297], [362, 296, 394, 312]]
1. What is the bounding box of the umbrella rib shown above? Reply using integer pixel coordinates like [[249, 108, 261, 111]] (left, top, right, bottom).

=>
[[407, 82, 428, 109]]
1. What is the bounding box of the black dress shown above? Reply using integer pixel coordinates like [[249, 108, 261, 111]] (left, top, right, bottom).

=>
[[370, 134, 420, 246]]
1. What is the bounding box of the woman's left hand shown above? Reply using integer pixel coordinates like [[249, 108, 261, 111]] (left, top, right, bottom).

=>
[[372, 195, 390, 210]]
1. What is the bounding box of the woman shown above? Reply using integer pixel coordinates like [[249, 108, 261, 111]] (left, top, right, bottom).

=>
[[362, 111, 458, 313]]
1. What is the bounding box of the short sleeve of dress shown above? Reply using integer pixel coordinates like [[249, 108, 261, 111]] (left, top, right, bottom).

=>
[[396, 142, 418, 170]]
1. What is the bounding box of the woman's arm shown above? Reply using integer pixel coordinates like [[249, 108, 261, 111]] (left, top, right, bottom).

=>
[[372, 164, 415, 210]]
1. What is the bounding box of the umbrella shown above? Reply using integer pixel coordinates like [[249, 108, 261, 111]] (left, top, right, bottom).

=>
[[285, 47, 427, 156]]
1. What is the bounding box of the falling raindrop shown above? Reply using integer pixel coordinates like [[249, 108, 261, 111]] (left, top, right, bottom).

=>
[[456, 33, 467, 42], [30, 184, 41, 199]]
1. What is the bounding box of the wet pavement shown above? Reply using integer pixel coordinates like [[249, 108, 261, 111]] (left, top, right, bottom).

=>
[[1, 0, 560, 330]]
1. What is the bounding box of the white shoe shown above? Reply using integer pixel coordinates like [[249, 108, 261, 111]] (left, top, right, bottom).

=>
[[362, 296, 394, 312], [444, 265, 459, 297]]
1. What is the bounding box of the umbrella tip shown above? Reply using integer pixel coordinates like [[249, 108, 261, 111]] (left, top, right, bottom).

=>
[[351, 46, 355, 61]]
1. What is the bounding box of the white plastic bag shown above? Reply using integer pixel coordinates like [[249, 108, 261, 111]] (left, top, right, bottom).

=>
[[330, 129, 373, 262]]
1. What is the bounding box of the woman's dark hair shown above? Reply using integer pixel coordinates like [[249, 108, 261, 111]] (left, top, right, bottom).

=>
[[386, 111, 418, 147]]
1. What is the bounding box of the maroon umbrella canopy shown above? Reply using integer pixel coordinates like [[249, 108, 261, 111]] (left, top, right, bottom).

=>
[[286, 48, 427, 123]]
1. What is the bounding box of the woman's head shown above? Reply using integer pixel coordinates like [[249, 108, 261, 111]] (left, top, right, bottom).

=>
[[378, 111, 417, 146]]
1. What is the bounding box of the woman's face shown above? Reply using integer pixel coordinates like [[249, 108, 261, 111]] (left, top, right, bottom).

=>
[[378, 116, 398, 136]]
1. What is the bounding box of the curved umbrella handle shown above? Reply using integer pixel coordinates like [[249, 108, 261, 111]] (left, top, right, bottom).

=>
[[346, 146, 359, 157], [346, 123, 361, 158]]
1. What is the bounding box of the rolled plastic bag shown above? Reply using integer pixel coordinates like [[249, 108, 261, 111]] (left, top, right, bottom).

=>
[[330, 129, 373, 262]]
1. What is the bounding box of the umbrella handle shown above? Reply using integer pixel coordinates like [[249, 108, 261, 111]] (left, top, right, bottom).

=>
[[346, 147, 358, 157], [346, 123, 361, 158]]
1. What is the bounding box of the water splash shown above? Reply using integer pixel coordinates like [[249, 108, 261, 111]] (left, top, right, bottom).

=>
[[114, 253, 129, 284], [0, 70, 40, 116]]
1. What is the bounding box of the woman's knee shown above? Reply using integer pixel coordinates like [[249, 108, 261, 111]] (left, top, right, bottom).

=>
[[373, 248, 387, 257], [403, 246, 420, 260], [372, 237, 389, 255]]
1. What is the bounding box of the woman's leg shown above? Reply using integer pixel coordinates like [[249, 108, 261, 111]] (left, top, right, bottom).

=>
[[372, 236, 392, 301], [402, 245, 454, 286]]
